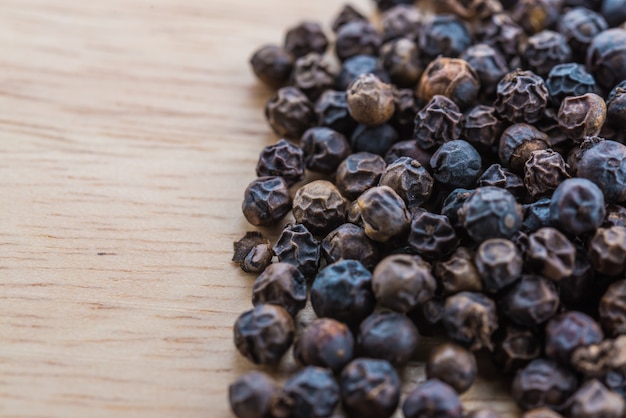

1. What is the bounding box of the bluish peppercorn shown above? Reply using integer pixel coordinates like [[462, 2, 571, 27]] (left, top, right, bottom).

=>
[[460, 186, 523, 243], [430, 140, 482, 188], [550, 178, 606, 235]]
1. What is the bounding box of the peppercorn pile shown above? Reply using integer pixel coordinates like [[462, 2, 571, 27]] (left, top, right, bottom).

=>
[[230, 0, 626, 417]]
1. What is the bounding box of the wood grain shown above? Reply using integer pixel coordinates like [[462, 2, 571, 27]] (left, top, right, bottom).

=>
[[0, 0, 519, 416]]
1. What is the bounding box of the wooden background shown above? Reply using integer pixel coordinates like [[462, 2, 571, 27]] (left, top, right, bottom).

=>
[[0, 0, 518, 416]]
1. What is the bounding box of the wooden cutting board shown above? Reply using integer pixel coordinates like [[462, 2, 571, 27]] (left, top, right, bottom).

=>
[[0, 0, 519, 416]]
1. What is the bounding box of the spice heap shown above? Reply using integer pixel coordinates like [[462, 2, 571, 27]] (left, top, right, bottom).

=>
[[231, 0, 626, 417]]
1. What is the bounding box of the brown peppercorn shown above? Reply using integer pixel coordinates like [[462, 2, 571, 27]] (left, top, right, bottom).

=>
[[545, 311, 604, 364], [378, 157, 433, 207], [292, 180, 347, 236], [413, 95, 463, 150], [293, 318, 354, 373], [273, 223, 320, 278], [380, 38, 423, 88], [600, 280, 626, 336], [501, 274, 560, 327], [346, 73, 395, 126], [233, 231, 273, 274], [380, 4, 423, 42], [292, 53, 338, 101], [522, 408, 565, 418], [408, 210, 459, 260], [250, 45, 294, 89], [233, 304, 295, 365], [335, 152, 387, 200], [512, 358, 578, 411], [475, 238, 523, 292], [229, 371, 280, 418], [335, 20, 382, 62], [566, 379, 625, 418], [462, 105, 504, 151], [435, 247, 483, 295], [442, 291, 498, 351], [355, 186, 410, 242], [358, 311, 419, 365], [321, 223, 379, 270], [494, 69, 549, 125], [372, 254, 437, 313], [252, 262, 307, 317], [526, 227, 576, 281], [426, 342, 477, 393], [557, 93, 607, 141], [493, 324, 542, 374], [265, 87, 314, 140], [571, 335, 626, 377], [402, 379, 463, 418], [284, 21, 329, 59], [524, 149, 570, 198], [242, 176, 292, 227], [256, 139, 305, 186], [589, 226, 626, 276], [416, 57, 480, 109], [499, 123, 549, 173], [512, 0, 563, 34]]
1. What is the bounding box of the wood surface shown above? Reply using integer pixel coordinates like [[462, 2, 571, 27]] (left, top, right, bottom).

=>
[[0, 0, 519, 416]]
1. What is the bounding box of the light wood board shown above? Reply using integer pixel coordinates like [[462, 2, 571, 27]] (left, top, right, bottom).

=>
[[0, 0, 519, 416]]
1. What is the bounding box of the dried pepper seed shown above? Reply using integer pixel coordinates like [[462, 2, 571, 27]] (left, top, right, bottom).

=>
[[416, 57, 480, 109], [252, 262, 307, 317], [293, 318, 354, 373], [512, 358, 578, 411], [425, 342, 477, 393], [292, 180, 347, 236], [402, 379, 463, 418], [358, 311, 419, 366], [229, 371, 280, 418], [272, 366, 340, 418], [242, 176, 292, 227]]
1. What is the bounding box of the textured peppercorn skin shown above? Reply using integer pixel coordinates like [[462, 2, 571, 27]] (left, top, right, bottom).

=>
[[600, 279, 626, 336], [460, 186, 523, 243], [523, 149, 570, 198], [292, 53, 337, 101], [501, 275, 560, 327], [256, 139, 305, 186], [499, 123, 549, 173], [335, 21, 382, 62], [546, 63, 599, 106], [443, 291, 498, 351], [512, 358, 578, 412], [419, 15, 472, 59], [380, 4, 423, 42], [549, 178, 605, 235], [358, 311, 419, 365], [301, 127, 351, 174], [228, 371, 279, 418], [475, 239, 523, 292], [558, 8, 608, 61], [426, 342, 477, 393], [233, 304, 295, 365], [526, 227, 576, 281], [589, 226, 626, 276], [545, 311, 604, 364], [293, 318, 354, 373], [479, 164, 526, 198], [416, 57, 480, 109], [272, 366, 340, 418], [577, 140, 626, 203], [462, 105, 503, 150], [430, 140, 482, 188], [442, 188, 474, 230], [265, 87, 315, 140], [335, 152, 386, 200], [523, 30, 572, 78], [336, 55, 390, 91], [607, 80, 626, 129], [249, 45, 294, 89], [242, 176, 292, 227], [252, 262, 307, 317], [292, 180, 347, 236], [310, 260, 375, 327], [414, 95, 463, 150], [380, 38, 423, 88], [322, 223, 379, 270], [567, 379, 626, 418], [350, 123, 399, 156], [284, 21, 329, 59], [586, 28, 626, 90], [494, 70, 549, 124], [408, 210, 459, 260], [379, 156, 434, 207], [356, 186, 411, 242], [523, 198, 553, 233], [340, 358, 401, 418], [557, 93, 606, 141], [493, 325, 541, 374], [461, 44, 508, 97], [402, 379, 463, 418], [435, 247, 483, 295], [475, 13, 523, 60], [347, 73, 395, 126]]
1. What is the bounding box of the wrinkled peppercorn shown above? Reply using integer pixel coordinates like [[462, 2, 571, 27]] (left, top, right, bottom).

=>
[[417, 57, 481, 109], [523, 198, 553, 233], [460, 186, 523, 242], [379, 156, 434, 208], [340, 358, 401, 418], [430, 140, 482, 188], [256, 139, 305, 186], [380, 38, 423, 88], [570, 335, 626, 377], [381, 5, 423, 42], [272, 366, 340, 418], [512, 358, 578, 411], [331, 4, 367, 33], [273, 223, 320, 278], [358, 311, 419, 365], [577, 140, 626, 203], [310, 260, 375, 327], [301, 127, 351, 174], [526, 227, 576, 281], [292, 180, 347, 236], [335, 21, 382, 62], [545, 311, 604, 364], [600, 279, 626, 336], [336, 55, 390, 91], [498, 123, 549, 173], [252, 262, 307, 316], [567, 379, 626, 418], [589, 226, 626, 276], [502, 274, 560, 327], [461, 43, 508, 98], [435, 247, 484, 295], [493, 324, 542, 374], [242, 176, 292, 227], [292, 53, 337, 101], [419, 14, 473, 59], [314, 91, 356, 137], [475, 238, 523, 292], [479, 164, 526, 198], [284, 21, 328, 59], [234, 304, 295, 365], [549, 178, 605, 236], [346, 73, 395, 126], [442, 188, 474, 230], [462, 105, 504, 151], [233, 231, 273, 274], [408, 210, 459, 260], [586, 28, 626, 90], [293, 318, 354, 372], [229, 371, 280, 418], [443, 291, 498, 350], [414, 95, 463, 150], [558, 8, 608, 61], [250, 45, 294, 89], [373, 253, 437, 312], [558, 93, 606, 141], [402, 379, 463, 418], [265, 87, 314, 140], [426, 342, 477, 393], [524, 149, 570, 198], [475, 13, 524, 60], [322, 223, 379, 270], [523, 31, 572, 78], [355, 186, 410, 242], [495, 70, 549, 124], [335, 152, 386, 200], [390, 88, 421, 138], [546, 63, 599, 106]]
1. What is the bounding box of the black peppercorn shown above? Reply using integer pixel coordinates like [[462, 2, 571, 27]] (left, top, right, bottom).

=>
[[417, 57, 481, 109], [355, 186, 410, 242], [265, 87, 314, 140], [335, 21, 382, 62], [435, 247, 484, 295], [380, 4, 423, 42], [599, 279, 626, 336], [601, 0, 626, 27], [321, 223, 379, 270], [419, 14, 473, 59], [409, 210, 459, 260], [475, 238, 523, 292], [586, 28, 626, 90], [430, 140, 482, 188], [256, 139, 305, 186], [350, 123, 399, 156], [272, 366, 340, 418], [413, 95, 463, 150], [384, 140, 433, 169], [479, 164, 526, 198], [252, 262, 307, 317], [460, 186, 523, 243], [512, 358, 578, 411], [336, 55, 390, 91], [426, 342, 477, 393], [498, 123, 549, 173], [461, 43, 509, 98], [577, 139, 626, 203], [558, 246, 594, 309], [558, 8, 608, 61], [545, 311, 604, 364], [526, 227, 576, 281], [523, 30, 572, 78], [523, 198, 553, 233], [549, 177, 605, 236], [273, 223, 320, 278], [545, 63, 599, 106], [443, 291, 498, 350], [462, 105, 504, 151], [379, 156, 434, 207], [493, 324, 542, 374], [380, 38, 423, 88], [402, 379, 463, 418], [292, 53, 338, 101], [557, 93, 606, 141], [293, 318, 354, 372], [292, 180, 347, 236], [495, 70, 549, 124], [229, 371, 280, 418], [284, 21, 328, 59], [524, 149, 570, 198], [589, 226, 626, 276], [335, 152, 386, 200], [250, 45, 294, 89], [501, 274, 560, 327], [346, 73, 395, 126], [475, 13, 524, 60], [340, 358, 401, 418], [331, 4, 367, 33], [512, 0, 563, 34], [233, 231, 273, 274], [242, 176, 292, 227], [234, 304, 295, 365], [567, 379, 625, 418], [607, 80, 626, 129], [358, 311, 419, 365], [301, 127, 351, 174]]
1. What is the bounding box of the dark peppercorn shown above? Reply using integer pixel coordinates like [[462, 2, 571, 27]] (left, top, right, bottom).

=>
[[293, 318, 354, 372], [526, 227, 576, 281], [284, 21, 328, 59], [336, 55, 390, 91], [523, 31, 572, 78], [524, 149, 570, 198], [512, 0, 563, 34], [335, 152, 387, 200], [390, 89, 421, 138], [607, 80, 626, 129], [546, 63, 599, 106], [493, 325, 542, 374], [355, 186, 410, 242], [462, 105, 504, 151], [589, 226, 626, 276], [301, 126, 351, 174], [441, 188, 474, 230], [523, 198, 553, 233], [475, 13, 524, 60], [475, 238, 523, 292], [321, 223, 379, 270], [358, 311, 419, 365], [413, 95, 463, 150], [601, 0, 626, 27], [380, 5, 423, 42], [461, 44, 509, 98], [545, 311, 604, 364], [570, 335, 626, 377], [346, 73, 395, 126], [340, 358, 401, 418], [495, 70, 549, 124], [272, 366, 339, 418], [430, 140, 482, 188], [242, 176, 291, 227], [372, 254, 437, 313], [252, 262, 307, 316], [292, 53, 337, 101], [380, 38, 423, 88], [408, 210, 459, 260], [292, 180, 347, 236], [417, 57, 481, 109], [233, 304, 295, 365], [599, 279, 626, 336], [402, 379, 463, 418], [567, 379, 626, 418], [250, 45, 294, 89], [229, 371, 279, 418], [273, 223, 320, 278], [233, 231, 273, 274], [479, 164, 526, 198], [435, 247, 483, 295], [586, 28, 626, 90], [378, 157, 434, 207], [502, 274, 560, 327], [256, 139, 305, 186], [558, 246, 594, 309], [335, 21, 382, 62], [460, 186, 523, 243], [426, 342, 477, 393], [384, 140, 433, 169], [408, 297, 445, 337], [512, 358, 578, 412], [331, 4, 367, 33], [350, 123, 399, 156], [442, 291, 498, 350], [557, 93, 606, 141], [265, 87, 314, 140], [498, 123, 549, 173], [577, 140, 626, 203], [310, 260, 375, 327], [558, 8, 608, 61], [419, 14, 473, 59], [549, 178, 605, 235]]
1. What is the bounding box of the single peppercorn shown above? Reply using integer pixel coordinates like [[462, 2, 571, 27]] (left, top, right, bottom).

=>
[[256, 139, 305, 186], [461, 44, 509, 98], [301, 127, 351, 174], [557, 93, 606, 141], [493, 324, 542, 374], [293, 318, 354, 372], [430, 140, 482, 188], [229, 371, 280, 418], [378, 156, 433, 208], [310, 260, 375, 327], [242, 176, 291, 227], [545, 311, 604, 364], [331, 4, 367, 33], [526, 227, 576, 281], [358, 311, 419, 365], [413, 95, 463, 150], [549, 178, 605, 236], [523, 31, 572, 78], [272, 366, 340, 418], [335, 152, 386, 200], [233, 304, 295, 365], [443, 291, 498, 350], [265, 87, 314, 140], [460, 186, 523, 243], [419, 14, 472, 59], [475, 238, 523, 292], [252, 262, 307, 317], [567, 379, 626, 418], [600, 279, 626, 336], [402, 379, 463, 418], [233, 231, 273, 274], [373, 254, 437, 313], [272, 223, 320, 278], [292, 180, 347, 236], [524, 149, 570, 198], [435, 247, 483, 295], [340, 358, 401, 418], [577, 139, 626, 203], [355, 186, 410, 243], [292, 53, 337, 101], [523, 198, 553, 233], [335, 21, 382, 62], [601, 0, 626, 27], [350, 123, 399, 156], [380, 38, 423, 88], [512, 358, 578, 411], [336, 55, 390, 91], [346, 73, 395, 126], [570, 335, 626, 377], [546, 63, 599, 106], [380, 5, 423, 42], [417, 57, 481, 109], [502, 274, 560, 327], [558, 8, 608, 61], [322, 223, 379, 270], [284, 21, 328, 59], [586, 28, 626, 90], [250, 45, 294, 89], [495, 70, 549, 124], [589, 226, 626, 276], [475, 12, 524, 60], [479, 164, 526, 198], [607, 80, 626, 129], [498, 123, 549, 173], [408, 210, 459, 260], [384, 140, 433, 169], [512, 0, 563, 34], [426, 342, 477, 393], [462, 105, 504, 151]]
